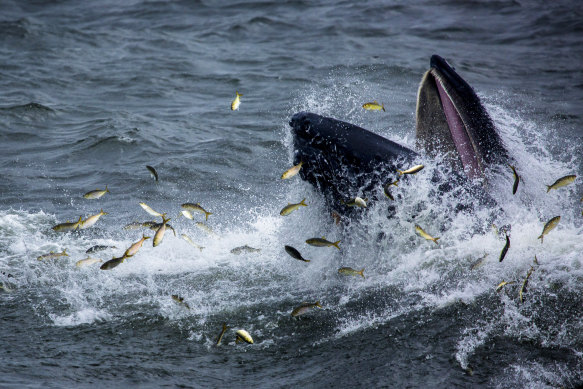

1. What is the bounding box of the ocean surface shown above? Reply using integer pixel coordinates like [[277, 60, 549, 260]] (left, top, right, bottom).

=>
[[1, 1, 582, 388]]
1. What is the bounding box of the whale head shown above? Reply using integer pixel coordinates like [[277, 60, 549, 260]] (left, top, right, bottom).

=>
[[416, 55, 509, 180]]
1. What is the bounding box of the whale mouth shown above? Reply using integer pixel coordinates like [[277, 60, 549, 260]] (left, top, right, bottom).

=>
[[416, 55, 507, 180]]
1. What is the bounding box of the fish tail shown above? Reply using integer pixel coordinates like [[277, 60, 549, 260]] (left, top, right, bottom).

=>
[[433, 237, 440, 245], [397, 170, 404, 176], [538, 234, 543, 243], [143, 234, 150, 240], [382, 103, 385, 112], [333, 240, 341, 250], [315, 301, 322, 308], [63, 249, 68, 256], [205, 212, 213, 220], [546, 185, 551, 193], [359, 269, 365, 279], [105, 185, 109, 193], [300, 198, 307, 206]]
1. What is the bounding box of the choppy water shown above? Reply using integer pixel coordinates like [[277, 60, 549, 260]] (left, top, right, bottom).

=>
[[1, 1, 582, 388]]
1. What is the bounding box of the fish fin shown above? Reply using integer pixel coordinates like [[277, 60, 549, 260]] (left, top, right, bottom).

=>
[[359, 269, 365, 278], [546, 185, 551, 193], [63, 249, 68, 256], [433, 237, 440, 245], [300, 198, 307, 206], [315, 301, 322, 308], [382, 103, 385, 112], [333, 240, 341, 250], [105, 185, 109, 193], [538, 234, 543, 243], [205, 212, 212, 220], [397, 170, 404, 175]]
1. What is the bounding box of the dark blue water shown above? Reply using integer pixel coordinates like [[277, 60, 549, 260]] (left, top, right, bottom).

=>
[[1, 1, 582, 388]]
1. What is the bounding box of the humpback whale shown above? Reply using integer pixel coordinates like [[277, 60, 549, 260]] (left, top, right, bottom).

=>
[[290, 55, 509, 215]]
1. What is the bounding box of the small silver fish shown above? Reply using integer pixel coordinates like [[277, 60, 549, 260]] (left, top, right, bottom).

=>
[[146, 165, 159, 181], [181, 234, 204, 251], [75, 257, 103, 268], [496, 280, 516, 292], [415, 225, 439, 245], [281, 161, 303, 179], [546, 175, 576, 192], [284, 245, 309, 262], [398, 164, 424, 175], [86, 245, 116, 254], [231, 91, 242, 111], [305, 237, 340, 249], [83, 185, 109, 199], [139, 202, 164, 218], [280, 199, 307, 216], [100, 255, 127, 270], [231, 245, 260, 255], [37, 249, 68, 261], [519, 266, 535, 303], [153, 216, 170, 247], [172, 295, 190, 310], [235, 329, 253, 344], [181, 203, 212, 220], [338, 267, 365, 278], [195, 222, 216, 236], [499, 234, 510, 262], [344, 197, 367, 208], [538, 216, 560, 243], [291, 301, 322, 317], [79, 209, 107, 230], [124, 235, 150, 257], [509, 165, 520, 195]]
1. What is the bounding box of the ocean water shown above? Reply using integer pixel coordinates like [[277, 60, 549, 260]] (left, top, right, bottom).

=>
[[1, 1, 582, 388]]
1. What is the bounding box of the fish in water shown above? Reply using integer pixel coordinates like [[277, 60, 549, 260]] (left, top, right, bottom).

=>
[[181, 203, 212, 221], [75, 257, 103, 268], [153, 216, 171, 247], [495, 280, 516, 292], [469, 253, 488, 270], [235, 329, 253, 344], [230, 245, 260, 254], [83, 185, 109, 199], [146, 165, 159, 181], [284, 245, 310, 262], [171, 295, 190, 310], [280, 199, 307, 216], [139, 202, 164, 218], [398, 164, 424, 175], [52, 216, 83, 232], [100, 255, 127, 270], [546, 175, 576, 193], [499, 234, 510, 262], [338, 267, 365, 279], [231, 91, 242, 111], [123, 221, 156, 230], [181, 234, 204, 251], [415, 224, 439, 245], [519, 266, 535, 303], [216, 323, 229, 346], [305, 237, 340, 249], [344, 197, 367, 208], [179, 210, 193, 220], [538, 216, 560, 243], [37, 249, 68, 261], [509, 165, 520, 195], [383, 182, 395, 200], [86, 245, 116, 254], [281, 161, 303, 179], [291, 301, 322, 317], [362, 101, 385, 112], [79, 209, 107, 230], [124, 235, 150, 257]]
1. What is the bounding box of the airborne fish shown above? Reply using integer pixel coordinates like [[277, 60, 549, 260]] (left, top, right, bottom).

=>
[[546, 175, 576, 192], [284, 245, 310, 262], [344, 197, 367, 208], [398, 164, 424, 175], [153, 216, 170, 247], [495, 280, 516, 292], [86, 245, 116, 254], [281, 161, 303, 179], [139, 202, 164, 218], [362, 101, 385, 112], [52, 216, 83, 232], [499, 234, 510, 262], [305, 237, 340, 249], [216, 323, 229, 346], [171, 295, 190, 310], [280, 199, 307, 216], [338, 267, 365, 278], [230, 245, 260, 254], [538, 216, 560, 243], [415, 224, 439, 245], [291, 301, 322, 317], [181, 203, 212, 221], [146, 165, 159, 181], [37, 249, 68, 261], [124, 235, 150, 257], [195, 222, 216, 236], [75, 257, 103, 268], [100, 255, 127, 270], [83, 185, 109, 199], [79, 209, 107, 229], [181, 234, 204, 251], [519, 266, 535, 303], [231, 91, 242, 111], [235, 329, 253, 344], [509, 165, 520, 195]]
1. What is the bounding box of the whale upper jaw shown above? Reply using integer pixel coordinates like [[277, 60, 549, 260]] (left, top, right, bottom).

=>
[[416, 55, 509, 180]]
